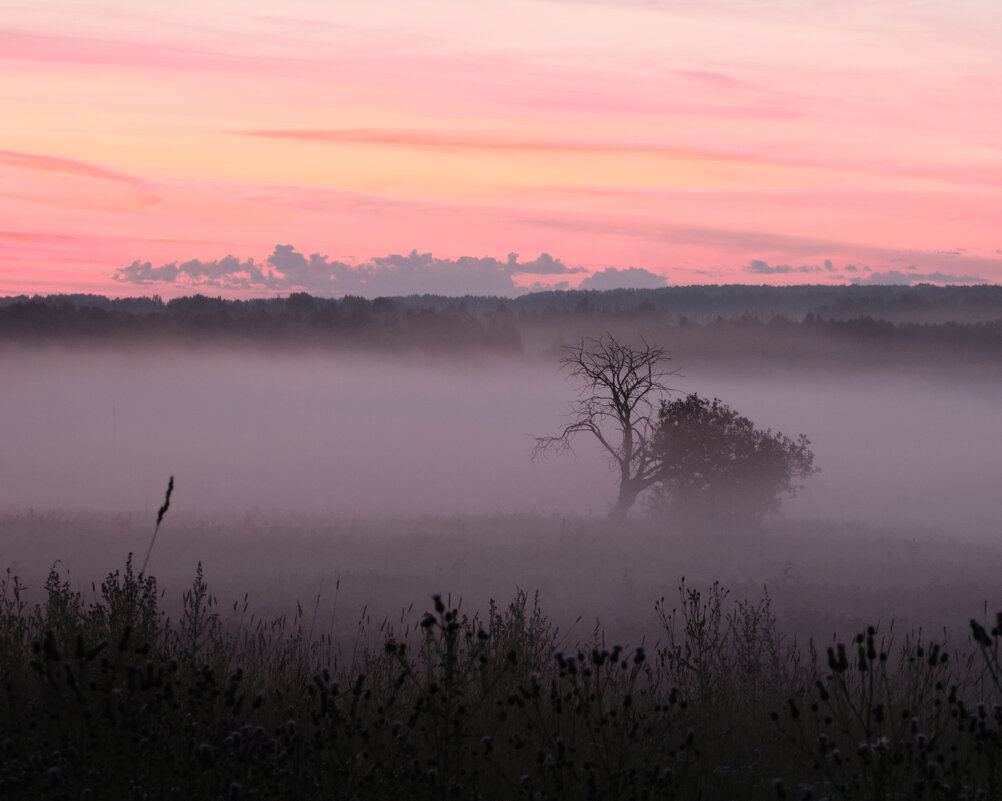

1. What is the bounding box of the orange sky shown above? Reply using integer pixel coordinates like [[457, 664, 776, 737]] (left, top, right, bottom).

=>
[[2, 0, 1001, 296]]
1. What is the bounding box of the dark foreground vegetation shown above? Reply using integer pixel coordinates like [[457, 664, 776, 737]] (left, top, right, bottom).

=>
[[4, 554, 1002, 800]]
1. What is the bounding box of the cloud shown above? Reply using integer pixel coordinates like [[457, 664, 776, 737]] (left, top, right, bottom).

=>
[[743, 259, 826, 274], [0, 150, 158, 207], [240, 127, 791, 164], [0, 29, 305, 79], [0, 231, 77, 243], [855, 270, 990, 285], [578, 266, 668, 290], [527, 280, 571, 292], [239, 129, 1002, 189], [0, 148, 160, 210], [149, 238, 234, 247], [113, 245, 585, 296], [743, 258, 988, 285], [112, 256, 277, 290]]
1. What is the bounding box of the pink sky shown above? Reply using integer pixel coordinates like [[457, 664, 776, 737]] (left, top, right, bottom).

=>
[[2, 0, 1001, 296]]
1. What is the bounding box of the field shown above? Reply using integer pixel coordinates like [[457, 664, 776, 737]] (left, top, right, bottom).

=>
[[6, 510, 1002, 649], [4, 509, 1002, 799]]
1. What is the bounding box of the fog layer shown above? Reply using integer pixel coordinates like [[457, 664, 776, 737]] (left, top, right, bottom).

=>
[[2, 348, 999, 534]]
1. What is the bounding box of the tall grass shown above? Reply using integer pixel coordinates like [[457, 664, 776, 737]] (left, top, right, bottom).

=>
[[2, 556, 1002, 800]]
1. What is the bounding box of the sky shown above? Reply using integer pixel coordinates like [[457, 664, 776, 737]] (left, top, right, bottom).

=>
[[2, 0, 1001, 297]]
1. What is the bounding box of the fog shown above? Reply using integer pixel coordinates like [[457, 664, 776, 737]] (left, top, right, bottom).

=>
[[2, 348, 999, 532], [1, 349, 611, 515], [3, 345, 1001, 644], [684, 367, 1002, 534]]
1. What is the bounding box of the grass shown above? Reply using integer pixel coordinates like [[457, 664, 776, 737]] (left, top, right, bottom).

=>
[[5, 509, 1000, 647], [3, 549, 1002, 800]]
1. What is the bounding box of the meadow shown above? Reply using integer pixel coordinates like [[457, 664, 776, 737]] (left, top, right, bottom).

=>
[[4, 509, 1002, 799]]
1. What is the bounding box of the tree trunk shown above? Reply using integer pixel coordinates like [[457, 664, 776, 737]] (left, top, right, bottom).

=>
[[608, 479, 643, 522]]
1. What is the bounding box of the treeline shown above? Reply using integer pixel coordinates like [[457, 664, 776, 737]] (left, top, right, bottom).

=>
[[653, 314, 1002, 370], [0, 293, 522, 353], [4, 283, 1002, 323], [404, 283, 1002, 324], [2, 286, 1002, 367]]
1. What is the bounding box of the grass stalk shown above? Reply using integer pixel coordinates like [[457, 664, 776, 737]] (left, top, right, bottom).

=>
[[139, 475, 173, 578]]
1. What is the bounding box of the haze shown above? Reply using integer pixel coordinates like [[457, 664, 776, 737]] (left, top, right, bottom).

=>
[[4, 338, 1002, 646], [2, 347, 998, 533]]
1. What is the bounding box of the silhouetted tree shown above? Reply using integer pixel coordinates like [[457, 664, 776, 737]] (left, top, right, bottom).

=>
[[534, 334, 676, 521], [651, 393, 817, 524]]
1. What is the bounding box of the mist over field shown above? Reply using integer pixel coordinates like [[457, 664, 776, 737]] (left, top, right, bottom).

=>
[[2, 347, 999, 533], [1, 350, 608, 515], [3, 324, 1001, 648]]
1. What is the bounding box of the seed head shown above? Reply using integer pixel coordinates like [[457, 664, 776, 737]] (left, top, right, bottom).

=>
[[157, 476, 174, 526]]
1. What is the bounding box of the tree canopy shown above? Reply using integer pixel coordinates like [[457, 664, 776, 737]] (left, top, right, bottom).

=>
[[651, 393, 818, 523]]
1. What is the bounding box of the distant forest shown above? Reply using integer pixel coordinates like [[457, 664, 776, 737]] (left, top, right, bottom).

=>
[[2, 285, 1002, 369]]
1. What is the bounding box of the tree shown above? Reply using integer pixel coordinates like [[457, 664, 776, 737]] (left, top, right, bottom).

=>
[[651, 393, 817, 524], [533, 334, 676, 520]]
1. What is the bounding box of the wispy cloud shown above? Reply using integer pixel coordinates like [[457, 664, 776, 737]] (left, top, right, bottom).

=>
[[242, 127, 1002, 193], [240, 128, 780, 161], [0, 149, 159, 210], [0, 30, 304, 77], [0, 231, 77, 243], [0, 150, 150, 190], [148, 238, 235, 247]]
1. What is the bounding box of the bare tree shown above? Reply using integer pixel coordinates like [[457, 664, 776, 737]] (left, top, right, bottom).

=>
[[534, 334, 676, 520]]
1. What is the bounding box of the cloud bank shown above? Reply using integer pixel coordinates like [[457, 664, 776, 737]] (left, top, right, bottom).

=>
[[744, 259, 988, 285], [578, 266, 668, 290], [854, 270, 990, 286], [744, 259, 836, 274], [113, 246, 588, 297]]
